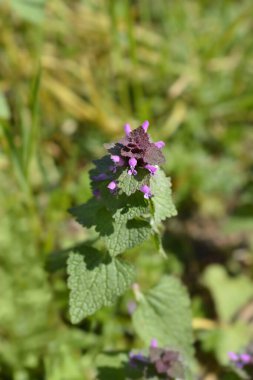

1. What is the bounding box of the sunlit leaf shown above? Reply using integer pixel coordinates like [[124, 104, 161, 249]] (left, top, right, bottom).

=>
[[67, 249, 135, 323]]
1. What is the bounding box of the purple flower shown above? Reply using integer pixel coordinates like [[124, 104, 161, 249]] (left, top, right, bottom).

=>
[[124, 123, 131, 136], [150, 339, 158, 348], [140, 185, 152, 199], [228, 352, 239, 362], [129, 352, 149, 368], [92, 173, 108, 181], [240, 353, 251, 364], [155, 141, 165, 149], [107, 181, 117, 193], [128, 157, 137, 176], [141, 120, 149, 132], [110, 155, 124, 166], [92, 188, 101, 199], [145, 164, 157, 175], [109, 165, 117, 173], [228, 351, 253, 369], [109, 155, 125, 173], [110, 155, 120, 163]]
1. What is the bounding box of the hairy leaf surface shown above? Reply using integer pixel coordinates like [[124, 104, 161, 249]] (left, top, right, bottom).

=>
[[67, 248, 135, 323], [104, 215, 152, 256], [133, 276, 193, 359], [150, 169, 177, 226]]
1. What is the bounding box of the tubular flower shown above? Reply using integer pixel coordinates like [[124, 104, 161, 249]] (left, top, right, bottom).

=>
[[107, 181, 117, 193], [128, 157, 137, 176], [145, 164, 157, 175], [110, 155, 124, 166], [155, 141, 165, 149], [124, 123, 131, 136], [141, 120, 149, 132], [140, 185, 152, 199]]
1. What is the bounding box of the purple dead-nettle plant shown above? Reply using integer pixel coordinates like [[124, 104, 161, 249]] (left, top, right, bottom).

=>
[[66, 121, 193, 378], [68, 120, 177, 321]]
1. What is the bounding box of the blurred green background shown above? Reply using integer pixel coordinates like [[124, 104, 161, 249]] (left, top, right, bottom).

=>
[[0, 0, 253, 379]]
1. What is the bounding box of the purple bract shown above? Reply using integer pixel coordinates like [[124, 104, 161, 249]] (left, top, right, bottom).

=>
[[120, 124, 165, 166], [129, 341, 184, 379], [93, 121, 166, 197]]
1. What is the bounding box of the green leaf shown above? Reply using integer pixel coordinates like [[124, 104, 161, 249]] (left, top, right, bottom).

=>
[[96, 208, 114, 236], [10, 0, 45, 23], [118, 168, 148, 196], [46, 242, 98, 272], [201, 265, 253, 322], [104, 216, 152, 256], [112, 192, 150, 220], [133, 276, 194, 359], [99, 189, 149, 217], [67, 248, 135, 323], [69, 198, 102, 229], [69, 193, 151, 252], [150, 169, 177, 226], [95, 192, 152, 255]]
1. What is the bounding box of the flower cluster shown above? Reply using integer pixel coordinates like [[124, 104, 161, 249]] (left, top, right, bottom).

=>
[[228, 350, 253, 369], [91, 121, 165, 200], [129, 340, 185, 380]]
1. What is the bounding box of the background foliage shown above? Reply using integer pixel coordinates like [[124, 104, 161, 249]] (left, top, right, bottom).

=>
[[0, 0, 253, 379]]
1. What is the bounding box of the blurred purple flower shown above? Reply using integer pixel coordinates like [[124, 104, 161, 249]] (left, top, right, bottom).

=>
[[150, 339, 158, 348], [127, 301, 137, 315], [92, 173, 108, 181], [228, 350, 253, 369], [141, 120, 149, 132], [155, 141, 165, 149], [228, 352, 239, 361], [124, 123, 131, 136], [241, 353, 251, 363], [110, 155, 124, 166], [92, 189, 101, 199], [145, 164, 157, 175], [107, 181, 117, 193]]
